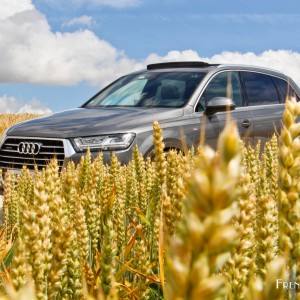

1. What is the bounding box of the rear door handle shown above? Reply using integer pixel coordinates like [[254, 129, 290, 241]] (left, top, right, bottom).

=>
[[242, 119, 251, 128]]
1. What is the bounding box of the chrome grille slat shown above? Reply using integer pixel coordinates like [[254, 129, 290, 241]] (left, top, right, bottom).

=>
[[4, 142, 63, 149], [0, 154, 64, 161], [40, 145, 64, 149], [3, 143, 18, 147], [3, 145, 64, 150], [1, 149, 64, 156], [0, 161, 62, 168], [0, 137, 66, 171], [1, 149, 18, 153]]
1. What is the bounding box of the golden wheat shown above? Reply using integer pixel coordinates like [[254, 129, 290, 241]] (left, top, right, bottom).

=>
[[0, 104, 299, 299], [0, 113, 42, 138]]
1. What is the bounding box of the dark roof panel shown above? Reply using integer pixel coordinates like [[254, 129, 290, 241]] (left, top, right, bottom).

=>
[[147, 61, 218, 70]]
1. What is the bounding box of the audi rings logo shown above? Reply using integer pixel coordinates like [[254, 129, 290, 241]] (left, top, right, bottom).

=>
[[17, 142, 42, 155]]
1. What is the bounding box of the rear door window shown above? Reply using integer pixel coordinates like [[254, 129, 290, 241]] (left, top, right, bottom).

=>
[[240, 72, 280, 105]]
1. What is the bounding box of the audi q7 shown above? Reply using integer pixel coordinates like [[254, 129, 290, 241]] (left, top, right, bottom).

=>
[[0, 61, 300, 180]]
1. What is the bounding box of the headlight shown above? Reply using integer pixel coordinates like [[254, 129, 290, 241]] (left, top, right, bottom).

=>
[[72, 133, 135, 152]]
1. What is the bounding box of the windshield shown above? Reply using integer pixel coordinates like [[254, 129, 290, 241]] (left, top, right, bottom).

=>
[[84, 71, 206, 108]]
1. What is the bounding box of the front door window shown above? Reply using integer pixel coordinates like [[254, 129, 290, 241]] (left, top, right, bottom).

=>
[[196, 71, 243, 112]]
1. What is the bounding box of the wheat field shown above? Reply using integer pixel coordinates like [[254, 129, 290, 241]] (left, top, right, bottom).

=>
[[0, 98, 299, 300], [0, 114, 42, 138]]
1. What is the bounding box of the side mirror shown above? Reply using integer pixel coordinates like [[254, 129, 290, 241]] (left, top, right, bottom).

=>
[[205, 97, 236, 115]]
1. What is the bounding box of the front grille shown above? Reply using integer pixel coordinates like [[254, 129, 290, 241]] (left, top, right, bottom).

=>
[[0, 137, 65, 171]]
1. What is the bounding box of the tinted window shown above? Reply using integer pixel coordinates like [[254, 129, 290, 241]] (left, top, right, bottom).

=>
[[240, 72, 279, 105], [196, 71, 242, 112], [85, 72, 205, 108], [273, 77, 299, 102]]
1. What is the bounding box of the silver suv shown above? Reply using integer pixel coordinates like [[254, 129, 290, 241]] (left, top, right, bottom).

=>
[[1, 61, 300, 174]]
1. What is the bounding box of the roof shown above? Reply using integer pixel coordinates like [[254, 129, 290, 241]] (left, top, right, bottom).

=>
[[146, 61, 286, 78]]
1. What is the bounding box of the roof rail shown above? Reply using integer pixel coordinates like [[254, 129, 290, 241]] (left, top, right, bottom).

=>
[[217, 63, 284, 74], [147, 61, 214, 70]]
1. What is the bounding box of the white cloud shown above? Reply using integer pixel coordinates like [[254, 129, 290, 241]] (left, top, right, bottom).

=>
[[208, 50, 300, 86], [0, 96, 52, 114], [144, 49, 300, 87], [0, 0, 34, 20], [62, 15, 94, 28], [0, 2, 138, 86]]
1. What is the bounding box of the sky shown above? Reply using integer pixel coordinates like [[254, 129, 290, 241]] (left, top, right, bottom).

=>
[[1, 0, 300, 113]]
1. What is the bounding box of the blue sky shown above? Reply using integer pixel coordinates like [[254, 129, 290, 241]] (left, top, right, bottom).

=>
[[1, 0, 300, 113]]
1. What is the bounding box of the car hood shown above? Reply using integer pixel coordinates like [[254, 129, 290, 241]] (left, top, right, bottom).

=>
[[7, 107, 184, 138]]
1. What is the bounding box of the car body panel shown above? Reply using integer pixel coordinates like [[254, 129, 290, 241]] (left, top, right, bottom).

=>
[[213, 108, 254, 145], [7, 107, 184, 138], [251, 104, 285, 144]]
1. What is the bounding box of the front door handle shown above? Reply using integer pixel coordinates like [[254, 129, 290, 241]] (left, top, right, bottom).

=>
[[242, 119, 251, 128]]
